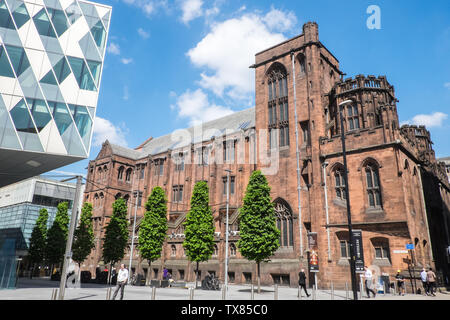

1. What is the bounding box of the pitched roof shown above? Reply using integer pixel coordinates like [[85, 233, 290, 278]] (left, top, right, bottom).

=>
[[108, 107, 255, 160]]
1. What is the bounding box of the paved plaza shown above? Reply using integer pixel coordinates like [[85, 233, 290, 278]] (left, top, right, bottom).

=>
[[0, 278, 449, 301]]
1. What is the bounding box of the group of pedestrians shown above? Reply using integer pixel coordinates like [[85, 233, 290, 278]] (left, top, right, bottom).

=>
[[420, 267, 437, 296]]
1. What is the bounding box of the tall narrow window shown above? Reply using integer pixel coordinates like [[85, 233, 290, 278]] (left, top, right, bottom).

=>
[[118, 166, 124, 180], [223, 176, 235, 195], [267, 63, 289, 149], [172, 185, 183, 203], [366, 164, 382, 208], [274, 200, 293, 247], [334, 168, 346, 201], [174, 152, 184, 171], [223, 140, 235, 163], [125, 168, 132, 182], [347, 105, 360, 131]]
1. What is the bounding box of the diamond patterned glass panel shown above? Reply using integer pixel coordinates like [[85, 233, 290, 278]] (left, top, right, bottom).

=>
[[91, 20, 106, 52], [11, 2, 29, 29], [10, 99, 36, 133], [67, 56, 96, 91], [0, 0, 15, 29], [78, 32, 101, 62], [69, 104, 92, 149], [53, 55, 71, 83], [33, 8, 57, 38], [27, 98, 51, 132], [4, 44, 30, 77], [41, 69, 57, 85], [48, 8, 69, 36], [51, 101, 72, 135], [65, 1, 81, 25], [0, 45, 14, 77], [87, 60, 101, 86], [0, 94, 21, 149]]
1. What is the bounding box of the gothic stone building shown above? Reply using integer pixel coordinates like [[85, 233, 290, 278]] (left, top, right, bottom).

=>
[[83, 22, 450, 288]]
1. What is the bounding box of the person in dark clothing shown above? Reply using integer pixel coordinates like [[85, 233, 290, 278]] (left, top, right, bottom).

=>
[[298, 269, 310, 297]]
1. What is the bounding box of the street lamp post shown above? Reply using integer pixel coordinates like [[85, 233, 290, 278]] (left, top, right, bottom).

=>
[[224, 169, 231, 298], [339, 99, 358, 300]]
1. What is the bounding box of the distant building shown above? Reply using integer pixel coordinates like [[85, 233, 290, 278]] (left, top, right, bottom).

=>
[[0, 0, 111, 187], [0, 176, 84, 258], [439, 157, 450, 183]]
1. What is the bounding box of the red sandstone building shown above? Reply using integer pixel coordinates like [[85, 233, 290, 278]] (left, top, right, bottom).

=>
[[83, 23, 450, 289]]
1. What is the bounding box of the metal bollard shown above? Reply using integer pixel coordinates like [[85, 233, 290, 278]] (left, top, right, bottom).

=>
[[106, 287, 111, 300], [222, 286, 226, 300], [298, 285, 302, 300], [189, 287, 194, 300], [251, 284, 254, 300], [151, 286, 156, 300], [360, 279, 364, 300], [345, 282, 349, 300], [274, 284, 278, 300], [51, 288, 58, 300], [331, 282, 334, 300], [312, 285, 316, 300]]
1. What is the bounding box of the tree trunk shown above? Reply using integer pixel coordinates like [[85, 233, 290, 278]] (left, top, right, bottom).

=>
[[77, 263, 82, 286], [196, 261, 199, 289], [107, 263, 112, 286], [145, 261, 152, 286], [257, 261, 261, 294], [30, 263, 34, 279]]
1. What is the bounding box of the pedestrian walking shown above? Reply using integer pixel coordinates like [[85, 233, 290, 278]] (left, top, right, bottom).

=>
[[426, 268, 437, 296], [298, 269, 310, 297], [364, 266, 376, 298], [111, 264, 129, 300], [395, 270, 405, 296], [420, 268, 428, 295]]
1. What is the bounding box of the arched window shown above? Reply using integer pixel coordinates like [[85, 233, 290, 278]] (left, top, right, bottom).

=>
[[97, 166, 102, 180], [94, 193, 99, 207], [267, 63, 289, 148], [171, 245, 176, 257], [99, 192, 104, 207], [125, 168, 132, 182], [333, 166, 346, 201], [370, 237, 390, 261], [274, 199, 294, 247], [118, 166, 124, 180], [213, 244, 218, 257], [365, 164, 382, 208], [298, 54, 306, 75], [115, 192, 122, 200], [103, 165, 108, 180], [123, 194, 130, 206]]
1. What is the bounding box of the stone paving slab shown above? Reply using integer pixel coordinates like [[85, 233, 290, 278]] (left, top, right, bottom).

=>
[[0, 278, 448, 301]]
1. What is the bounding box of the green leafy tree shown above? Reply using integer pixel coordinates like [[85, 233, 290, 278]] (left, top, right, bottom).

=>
[[237, 170, 280, 293], [138, 187, 168, 285], [102, 198, 129, 284], [28, 208, 49, 278], [46, 202, 70, 271], [183, 181, 215, 288], [72, 202, 95, 282]]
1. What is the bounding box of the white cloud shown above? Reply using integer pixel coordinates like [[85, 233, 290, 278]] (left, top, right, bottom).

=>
[[180, 0, 203, 24], [262, 6, 298, 32], [93, 116, 129, 147], [174, 88, 234, 125], [444, 82, 450, 89], [137, 28, 150, 39], [186, 8, 297, 100], [121, 0, 168, 17], [403, 112, 448, 128], [121, 58, 133, 65], [107, 42, 120, 55]]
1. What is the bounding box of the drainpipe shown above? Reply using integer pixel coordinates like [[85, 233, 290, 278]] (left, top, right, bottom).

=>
[[291, 52, 303, 257], [322, 162, 331, 261]]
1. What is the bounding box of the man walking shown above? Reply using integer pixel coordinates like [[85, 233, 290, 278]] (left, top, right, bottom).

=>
[[298, 269, 310, 298], [112, 264, 129, 300], [420, 268, 428, 295], [427, 267, 437, 296], [364, 266, 376, 298], [395, 270, 405, 296]]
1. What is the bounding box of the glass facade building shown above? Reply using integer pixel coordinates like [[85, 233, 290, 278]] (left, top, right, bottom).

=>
[[0, 0, 111, 187]]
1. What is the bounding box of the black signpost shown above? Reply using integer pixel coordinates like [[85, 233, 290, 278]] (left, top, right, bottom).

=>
[[352, 230, 365, 273]]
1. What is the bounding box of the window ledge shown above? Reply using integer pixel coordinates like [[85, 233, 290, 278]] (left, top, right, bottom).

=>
[[276, 246, 294, 253], [337, 258, 350, 266], [333, 199, 347, 208], [365, 207, 384, 215], [372, 258, 392, 267]]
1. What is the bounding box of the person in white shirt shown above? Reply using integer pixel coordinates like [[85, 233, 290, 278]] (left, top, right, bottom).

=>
[[364, 266, 376, 298], [112, 264, 129, 300], [420, 268, 428, 295]]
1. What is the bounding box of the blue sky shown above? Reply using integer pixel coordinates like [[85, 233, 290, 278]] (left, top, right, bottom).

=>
[[53, 0, 450, 177]]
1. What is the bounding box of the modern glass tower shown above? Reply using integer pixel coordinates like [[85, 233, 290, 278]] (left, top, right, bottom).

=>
[[0, 0, 111, 187]]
